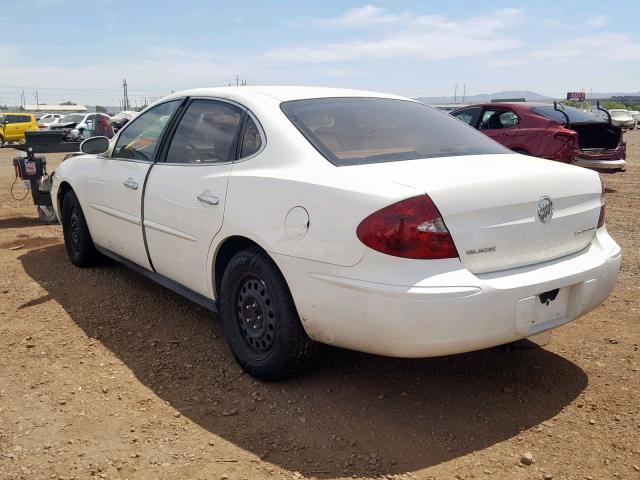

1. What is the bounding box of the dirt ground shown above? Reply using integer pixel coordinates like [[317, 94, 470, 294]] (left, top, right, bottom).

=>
[[0, 133, 638, 480]]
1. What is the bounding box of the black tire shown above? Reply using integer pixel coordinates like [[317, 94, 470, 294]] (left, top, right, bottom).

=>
[[219, 247, 318, 380], [61, 190, 101, 267]]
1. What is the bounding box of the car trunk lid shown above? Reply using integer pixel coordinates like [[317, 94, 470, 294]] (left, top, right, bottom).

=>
[[352, 153, 602, 274]]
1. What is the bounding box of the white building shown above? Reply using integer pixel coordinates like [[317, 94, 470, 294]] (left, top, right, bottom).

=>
[[23, 104, 87, 113]]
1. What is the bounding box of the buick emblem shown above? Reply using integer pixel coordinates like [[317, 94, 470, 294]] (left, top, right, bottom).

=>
[[537, 196, 554, 223]]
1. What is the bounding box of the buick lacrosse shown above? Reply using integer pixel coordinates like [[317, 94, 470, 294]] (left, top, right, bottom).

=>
[[51, 87, 621, 379]]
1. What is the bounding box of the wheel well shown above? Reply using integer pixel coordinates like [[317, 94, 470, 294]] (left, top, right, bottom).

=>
[[57, 181, 73, 211], [214, 236, 264, 298]]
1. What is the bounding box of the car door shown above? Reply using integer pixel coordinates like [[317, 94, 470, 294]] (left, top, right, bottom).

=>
[[478, 108, 520, 147], [6, 115, 25, 141], [84, 99, 183, 269], [143, 98, 247, 296]]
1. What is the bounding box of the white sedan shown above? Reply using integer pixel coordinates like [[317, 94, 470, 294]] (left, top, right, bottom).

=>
[[51, 86, 621, 379]]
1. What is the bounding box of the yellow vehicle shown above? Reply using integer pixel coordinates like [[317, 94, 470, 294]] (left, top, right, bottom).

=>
[[0, 112, 39, 146]]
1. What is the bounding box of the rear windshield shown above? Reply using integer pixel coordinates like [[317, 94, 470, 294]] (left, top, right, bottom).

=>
[[530, 106, 603, 124], [281, 97, 509, 166], [60, 114, 84, 123], [609, 110, 631, 118]]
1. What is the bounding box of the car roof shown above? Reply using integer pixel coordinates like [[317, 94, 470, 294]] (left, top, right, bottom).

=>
[[454, 101, 557, 110], [161, 85, 409, 103]]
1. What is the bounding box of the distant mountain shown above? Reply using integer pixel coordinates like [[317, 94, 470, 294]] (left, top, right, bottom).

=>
[[587, 91, 640, 99], [415, 90, 554, 104], [416, 90, 640, 104]]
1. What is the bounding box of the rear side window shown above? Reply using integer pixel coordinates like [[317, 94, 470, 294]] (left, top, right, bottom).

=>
[[281, 98, 508, 166], [452, 107, 482, 126], [240, 116, 263, 158], [479, 109, 519, 129], [4, 115, 30, 123], [165, 100, 244, 164], [113, 100, 181, 161]]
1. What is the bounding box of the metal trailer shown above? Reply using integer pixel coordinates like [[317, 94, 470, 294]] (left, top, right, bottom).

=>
[[2, 131, 81, 224]]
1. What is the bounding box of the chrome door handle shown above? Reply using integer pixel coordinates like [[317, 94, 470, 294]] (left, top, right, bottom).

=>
[[197, 192, 219, 205], [123, 178, 138, 190]]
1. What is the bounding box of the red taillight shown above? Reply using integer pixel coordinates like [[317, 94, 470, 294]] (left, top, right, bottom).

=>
[[553, 129, 578, 144], [597, 178, 606, 228], [356, 195, 458, 259]]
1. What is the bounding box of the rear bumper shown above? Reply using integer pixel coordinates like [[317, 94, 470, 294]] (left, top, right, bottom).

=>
[[573, 157, 626, 172], [275, 229, 621, 358]]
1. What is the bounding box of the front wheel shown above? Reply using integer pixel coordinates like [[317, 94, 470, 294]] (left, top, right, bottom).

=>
[[61, 191, 101, 267], [219, 247, 318, 380]]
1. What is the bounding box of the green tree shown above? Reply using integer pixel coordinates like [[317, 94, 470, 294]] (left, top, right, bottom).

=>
[[601, 101, 626, 110], [565, 100, 589, 109]]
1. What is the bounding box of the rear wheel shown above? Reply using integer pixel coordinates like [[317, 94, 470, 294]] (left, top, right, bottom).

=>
[[219, 247, 318, 380], [61, 191, 101, 267]]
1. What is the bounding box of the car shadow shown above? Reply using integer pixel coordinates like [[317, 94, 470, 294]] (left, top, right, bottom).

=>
[[20, 244, 587, 477], [0, 215, 42, 229]]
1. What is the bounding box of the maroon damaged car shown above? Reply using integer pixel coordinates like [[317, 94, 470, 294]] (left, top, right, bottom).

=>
[[451, 102, 626, 172]]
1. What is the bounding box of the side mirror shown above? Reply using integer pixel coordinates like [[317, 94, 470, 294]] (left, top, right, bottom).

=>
[[80, 136, 110, 154]]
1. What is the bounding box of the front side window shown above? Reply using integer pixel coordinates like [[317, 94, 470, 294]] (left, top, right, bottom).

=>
[[281, 98, 508, 166], [113, 100, 181, 161], [165, 100, 243, 164], [452, 107, 482, 126]]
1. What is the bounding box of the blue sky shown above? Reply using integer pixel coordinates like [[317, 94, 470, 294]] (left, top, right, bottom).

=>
[[1, 0, 639, 106]]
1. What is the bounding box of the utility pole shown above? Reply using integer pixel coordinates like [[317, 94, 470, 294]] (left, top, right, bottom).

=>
[[454, 84, 458, 104], [122, 78, 130, 110], [462, 83, 466, 103], [35, 90, 39, 110], [21, 90, 25, 108]]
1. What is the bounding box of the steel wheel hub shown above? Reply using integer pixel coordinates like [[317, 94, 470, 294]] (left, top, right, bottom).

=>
[[236, 277, 275, 353], [70, 207, 81, 251]]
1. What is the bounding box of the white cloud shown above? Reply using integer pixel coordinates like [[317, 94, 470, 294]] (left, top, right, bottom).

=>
[[531, 33, 640, 63], [265, 8, 523, 64], [585, 15, 608, 28], [313, 4, 408, 28], [34, 0, 73, 6]]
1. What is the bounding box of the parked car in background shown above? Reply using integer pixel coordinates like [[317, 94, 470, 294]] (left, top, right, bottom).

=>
[[109, 110, 138, 133], [607, 109, 635, 130], [629, 110, 640, 127], [0, 112, 39, 145], [52, 87, 620, 379], [451, 102, 626, 172], [37, 113, 65, 130], [51, 112, 113, 139]]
